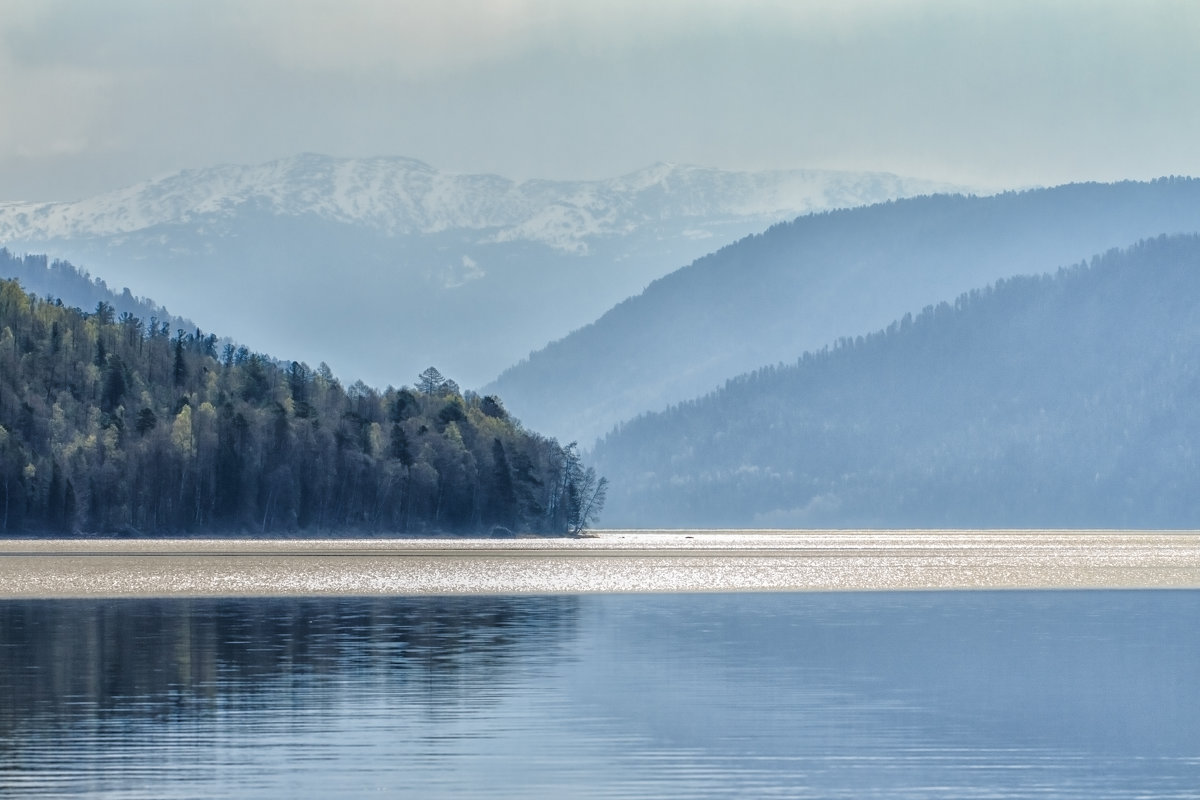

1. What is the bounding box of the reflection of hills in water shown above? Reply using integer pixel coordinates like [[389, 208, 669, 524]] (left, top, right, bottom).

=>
[[569, 591, 1200, 758], [0, 596, 580, 730], [3, 591, 1200, 797]]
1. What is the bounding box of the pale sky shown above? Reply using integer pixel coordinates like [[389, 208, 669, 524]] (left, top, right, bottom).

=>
[[1, 0, 1199, 201]]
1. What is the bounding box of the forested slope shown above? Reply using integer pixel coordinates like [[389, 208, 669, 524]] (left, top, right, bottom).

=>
[[1, 249, 195, 338], [592, 235, 1200, 528], [489, 178, 1200, 445], [0, 280, 603, 536]]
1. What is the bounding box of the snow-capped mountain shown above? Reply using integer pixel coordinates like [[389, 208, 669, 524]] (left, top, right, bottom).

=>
[[0, 154, 967, 390], [0, 153, 959, 251]]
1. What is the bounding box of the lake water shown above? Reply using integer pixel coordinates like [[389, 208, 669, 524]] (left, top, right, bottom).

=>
[[6, 531, 1200, 595], [3, 590, 1199, 798]]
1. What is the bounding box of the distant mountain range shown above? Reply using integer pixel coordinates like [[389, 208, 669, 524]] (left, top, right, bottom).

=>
[[592, 234, 1200, 528], [0, 154, 961, 389], [7, 159, 1200, 532], [487, 178, 1200, 444]]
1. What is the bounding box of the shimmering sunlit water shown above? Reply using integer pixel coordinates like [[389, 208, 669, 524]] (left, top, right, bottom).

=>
[[4, 531, 1200, 596], [2, 590, 1199, 798]]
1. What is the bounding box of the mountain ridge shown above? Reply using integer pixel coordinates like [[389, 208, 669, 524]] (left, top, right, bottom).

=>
[[486, 177, 1200, 444], [0, 153, 964, 252], [591, 234, 1200, 528], [0, 154, 968, 389]]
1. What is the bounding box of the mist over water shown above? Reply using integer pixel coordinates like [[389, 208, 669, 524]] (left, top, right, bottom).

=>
[[3, 591, 1199, 798]]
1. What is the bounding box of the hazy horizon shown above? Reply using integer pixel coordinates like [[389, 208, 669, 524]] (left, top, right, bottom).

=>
[[3, 1, 1199, 202]]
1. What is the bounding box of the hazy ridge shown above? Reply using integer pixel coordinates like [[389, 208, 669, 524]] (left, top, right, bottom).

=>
[[489, 178, 1200, 444], [0, 249, 197, 338], [592, 235, 1200, 528], [0, 154, 960, 389]]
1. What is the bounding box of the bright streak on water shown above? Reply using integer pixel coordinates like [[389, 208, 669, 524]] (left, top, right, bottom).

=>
[[2, 530, 1200, 597]]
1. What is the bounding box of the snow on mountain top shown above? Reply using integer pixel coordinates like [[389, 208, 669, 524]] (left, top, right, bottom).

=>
[[0, 154, 968, 250]]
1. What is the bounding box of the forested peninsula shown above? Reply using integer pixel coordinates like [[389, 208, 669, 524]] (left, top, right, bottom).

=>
[[0, 278, 605, 536]]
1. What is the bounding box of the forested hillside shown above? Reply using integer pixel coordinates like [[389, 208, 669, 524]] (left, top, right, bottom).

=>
[[490, 178, 1200, 444], [0, 280, 604, 536], [592, 235, 1200, 528], [1, 249, 195, 338]]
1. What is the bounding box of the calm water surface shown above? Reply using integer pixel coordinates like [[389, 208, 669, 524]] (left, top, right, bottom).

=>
[[3, 591, 1199, 798]]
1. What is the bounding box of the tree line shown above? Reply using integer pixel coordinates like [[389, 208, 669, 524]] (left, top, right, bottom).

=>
[[1, 248, 195, 337], [0, 278, 605, 536]]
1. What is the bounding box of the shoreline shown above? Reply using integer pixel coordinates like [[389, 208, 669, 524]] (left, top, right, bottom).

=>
[[3, 530, 1200, 598]]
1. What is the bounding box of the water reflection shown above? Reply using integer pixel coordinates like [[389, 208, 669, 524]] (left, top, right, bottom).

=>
[[573, 592, 1200, 755], [2, 591, 1199, 798], [0, 596, 578, 721]]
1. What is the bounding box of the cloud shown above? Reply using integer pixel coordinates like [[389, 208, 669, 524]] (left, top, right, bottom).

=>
[[226, 0, 865, 77], [230, 0, 545, 78], [1, 0, 1200, 199], [0, 43, 120, 160]]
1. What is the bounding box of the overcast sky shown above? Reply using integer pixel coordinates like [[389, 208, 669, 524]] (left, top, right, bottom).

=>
[[1, 0, 1199, 201]]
